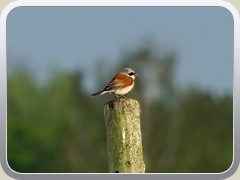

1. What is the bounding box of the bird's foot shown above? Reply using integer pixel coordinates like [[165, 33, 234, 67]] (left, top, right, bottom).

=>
[[113, 94, 127, 100], [119, 95, 128, 99]]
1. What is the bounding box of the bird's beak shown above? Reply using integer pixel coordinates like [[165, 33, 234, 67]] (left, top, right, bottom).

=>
[[135, 73, 138, 76]]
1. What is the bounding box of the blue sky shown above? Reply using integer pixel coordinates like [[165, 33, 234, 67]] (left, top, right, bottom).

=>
[[7, 6, 233, 94]]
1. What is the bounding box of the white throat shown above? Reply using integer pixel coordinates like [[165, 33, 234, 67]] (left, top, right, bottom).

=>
[[130, 75, 135, 80]]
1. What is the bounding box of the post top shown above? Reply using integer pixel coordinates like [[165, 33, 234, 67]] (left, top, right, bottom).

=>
[[104, 98, 138, 106]]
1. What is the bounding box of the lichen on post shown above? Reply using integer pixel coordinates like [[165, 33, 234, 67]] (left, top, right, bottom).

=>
[[104, 98, 145, 173]]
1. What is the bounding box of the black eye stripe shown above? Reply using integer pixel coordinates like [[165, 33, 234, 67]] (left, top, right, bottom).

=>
[[129, 72, 135, 76]]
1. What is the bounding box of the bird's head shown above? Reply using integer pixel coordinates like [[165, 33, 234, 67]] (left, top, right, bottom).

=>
[[121, 68, 137, 79]]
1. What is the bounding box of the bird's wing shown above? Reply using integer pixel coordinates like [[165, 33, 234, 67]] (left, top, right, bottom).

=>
[[104, 73, 133, 91]]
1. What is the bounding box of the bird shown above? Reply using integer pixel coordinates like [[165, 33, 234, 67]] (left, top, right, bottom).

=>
[[91, 68, 137, 98]]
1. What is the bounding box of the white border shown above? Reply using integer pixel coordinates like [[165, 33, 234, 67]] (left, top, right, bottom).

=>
[[0, 0, 239, 180]]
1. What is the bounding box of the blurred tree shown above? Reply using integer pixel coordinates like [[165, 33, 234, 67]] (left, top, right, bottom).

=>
[[7, 70, 108, 173], [146, 89, 232, 173]]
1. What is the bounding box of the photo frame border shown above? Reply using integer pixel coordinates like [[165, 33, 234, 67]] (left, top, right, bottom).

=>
[[0, 0, 239, 179]]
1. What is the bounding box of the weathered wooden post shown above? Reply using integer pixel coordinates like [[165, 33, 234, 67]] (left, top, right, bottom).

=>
[[104, 98, 145, 173]]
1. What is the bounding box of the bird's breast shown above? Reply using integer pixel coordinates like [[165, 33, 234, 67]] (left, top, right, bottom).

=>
[[114, 83, 134, 95]]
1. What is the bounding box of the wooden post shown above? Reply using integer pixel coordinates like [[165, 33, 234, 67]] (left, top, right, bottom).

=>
[[104, 98, 145, 173]]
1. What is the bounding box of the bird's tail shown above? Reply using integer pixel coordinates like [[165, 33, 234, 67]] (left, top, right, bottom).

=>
[[91, 90, 106, 96]]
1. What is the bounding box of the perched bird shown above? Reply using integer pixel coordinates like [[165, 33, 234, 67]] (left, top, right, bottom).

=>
[[91, 68, 137, 98]]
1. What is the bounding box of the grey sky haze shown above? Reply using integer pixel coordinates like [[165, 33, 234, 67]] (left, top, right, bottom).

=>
[[7, 7, 233, 94]]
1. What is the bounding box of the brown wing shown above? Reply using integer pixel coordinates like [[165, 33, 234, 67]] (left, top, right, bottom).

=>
[[103, 73, 133, 91]]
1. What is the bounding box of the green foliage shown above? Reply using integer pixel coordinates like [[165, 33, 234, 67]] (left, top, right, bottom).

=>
[[145, 90, 232, 173], [8, 71, 108, 173], [7, 45, 233, 173]]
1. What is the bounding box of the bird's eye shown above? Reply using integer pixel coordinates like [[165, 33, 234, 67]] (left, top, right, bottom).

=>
[[129, 72, 135, 76]]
